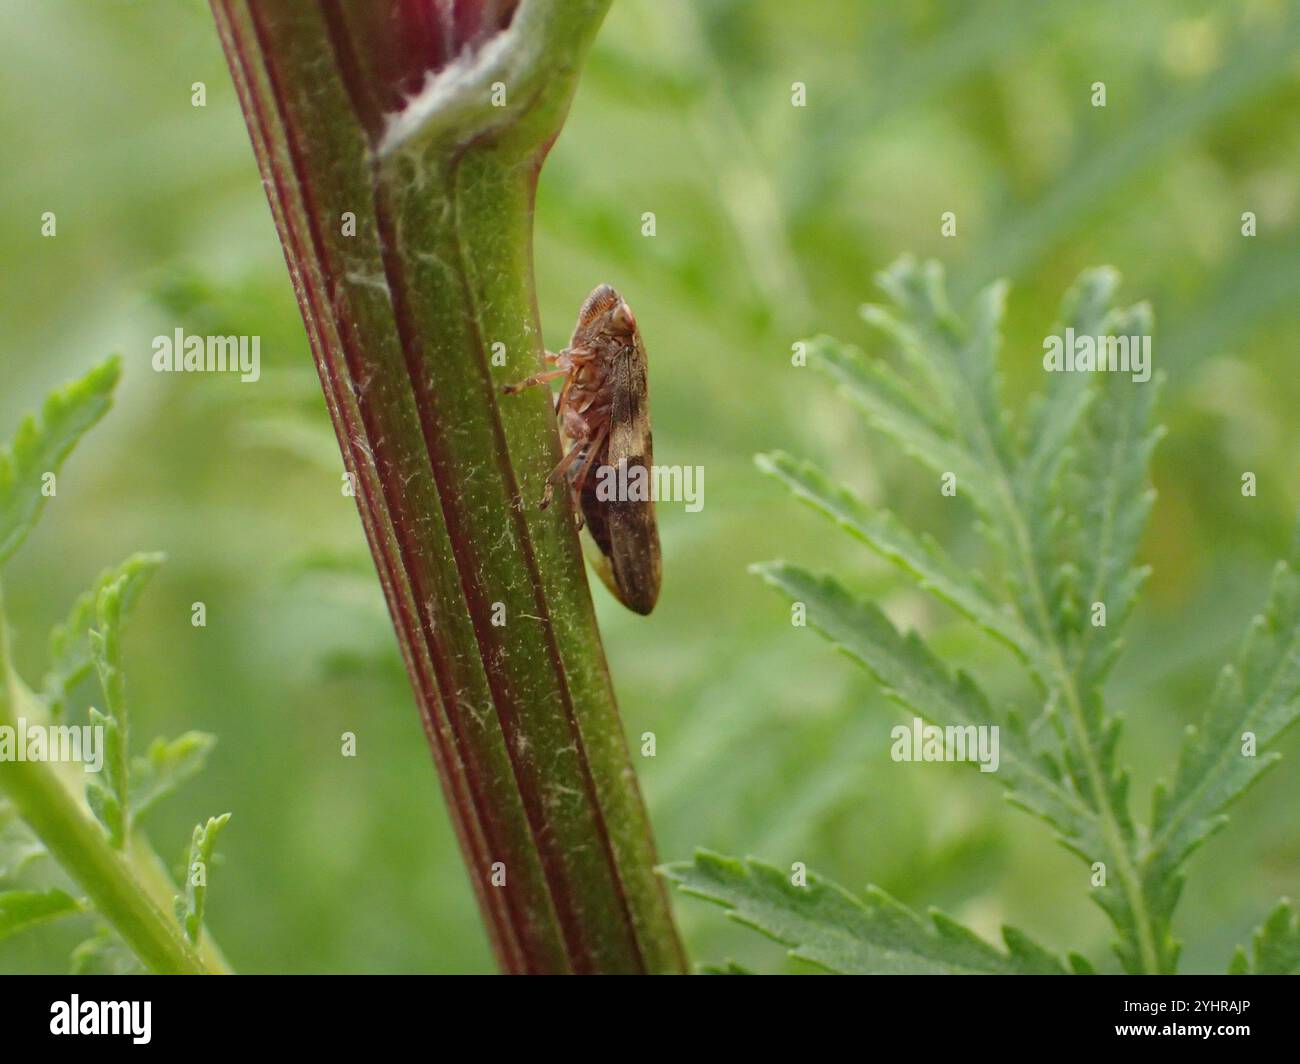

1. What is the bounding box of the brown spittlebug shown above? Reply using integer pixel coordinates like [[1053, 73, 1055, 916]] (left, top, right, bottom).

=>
[[502, 284, 661, 614]]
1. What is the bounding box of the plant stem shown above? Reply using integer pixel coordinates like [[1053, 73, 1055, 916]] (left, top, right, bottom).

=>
[[211, 0, 686, 972], [0, 584, 217, 974]]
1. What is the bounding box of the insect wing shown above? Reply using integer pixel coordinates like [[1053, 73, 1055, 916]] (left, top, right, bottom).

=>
[[601, 340, 661, 614]]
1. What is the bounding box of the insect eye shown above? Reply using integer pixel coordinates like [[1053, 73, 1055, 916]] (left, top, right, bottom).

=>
[[613, 302, 637, 330]]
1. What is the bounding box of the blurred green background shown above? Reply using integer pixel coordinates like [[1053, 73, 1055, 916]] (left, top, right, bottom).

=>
[[0, 0, 1296, 973]]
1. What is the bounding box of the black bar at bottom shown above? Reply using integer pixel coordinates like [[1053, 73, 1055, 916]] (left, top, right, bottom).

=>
[[0, 973, 1288, 1051]]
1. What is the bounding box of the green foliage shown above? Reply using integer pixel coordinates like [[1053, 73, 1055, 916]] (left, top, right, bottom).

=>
[[0, 801, 44, 881], [749, 562, 1103, 859], [3, 0, 1298, 976], [86, 579, 133, 849], [670, 259, 1300, 975], [0, 356, 119, 566], [753, 453, 1039, 671], [0, 805, 83, 947], [0, 363, 228, 971], [0, 889, 81, 942], [665, 851, 1067, 974], [43, 552, 165, 721], [82, 708, 125, 848], [176, 814, 231, 945], [1146, 543, 1300, 963], [131, 733, 217, 822], [1229, 900, 1300, 975], [79, 561, 217, 841], [70, 927, 145, 975]]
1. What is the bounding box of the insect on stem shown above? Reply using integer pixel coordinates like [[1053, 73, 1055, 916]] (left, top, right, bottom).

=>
[[503, 285, 662, 615]]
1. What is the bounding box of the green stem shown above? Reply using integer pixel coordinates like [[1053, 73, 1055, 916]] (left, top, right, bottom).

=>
[[129, 831, 232, 973], [0, 585, 216, 974], [211, 0, 686, 973]]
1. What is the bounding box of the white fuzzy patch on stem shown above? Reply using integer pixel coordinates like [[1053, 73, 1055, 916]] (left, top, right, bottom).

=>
[[377, 24, 524, 158]]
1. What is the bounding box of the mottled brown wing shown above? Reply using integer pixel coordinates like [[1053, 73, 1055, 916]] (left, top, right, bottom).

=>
[[603, 341, 661, 614]]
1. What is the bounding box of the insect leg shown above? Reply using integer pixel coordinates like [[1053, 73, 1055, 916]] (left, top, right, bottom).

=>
[[500, 367, 568, 396], [564, 421, 611, 529], [571, 421, 610, 495], [554, 371, 577, 416], [540, 439, 587, 510], [502, 345, 595, 396]]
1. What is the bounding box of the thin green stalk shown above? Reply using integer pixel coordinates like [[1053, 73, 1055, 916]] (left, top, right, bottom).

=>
[[0, 583, 218, 974]]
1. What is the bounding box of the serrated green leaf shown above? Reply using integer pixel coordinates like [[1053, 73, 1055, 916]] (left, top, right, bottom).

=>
[[874, 256, 965, 363], [1022, 267, 1120, 486], [955, 279, 1015, 470], [1064, 305, 1163, 688], [70, 926, 145, 975], [1230, 900, 1299, 975], [755, 451, 1046, 680], [664, 851, 1067, 974], [0, 803, 46, 882], [84, 575, 135, 847], [1019, 269, 1122, 655], [1145, 551, 1300, 966], [856, 302, 957, 425], [85, 708, 125, 848], [1068, 951, 1097, 974], [848, 261, 1064, 647], [873, 259, 1015, 471], [0, 888, 81, 941], [130, 732, 216, 821], [42, 552, 165, 721], [0, 357, 120, 566], [859, 263, 1166, 968], [753, 556, 1152, 972], [751, 560, 1098, 850], [761, 257, 1284, 976], [176, 813, 230, 945], [809, 337, 996, 510], [90, 580, 128, 731]]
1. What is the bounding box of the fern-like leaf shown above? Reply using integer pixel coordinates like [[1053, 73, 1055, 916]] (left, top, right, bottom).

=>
[[85, 576, 135, 848], [175, 813, 230, 945], [749, 562, 1142, 914], [1060, 305, 1164, 690], [664, 851, 1067, 974], [42, 552, 165, 720], [0, 801, 45, 881], [130, 733, 217, 822], [1228, 899, 1300, 975], [1019, 268, 1121, 637], [1145, 543, 1300, 966], [755, 451, 1047, 681], [0, 888, 82, 941], [745, 258, 1300, 975], [70, 926, 145, 975], [0, 357, 120, 565], [810, 336, 997, 513]]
